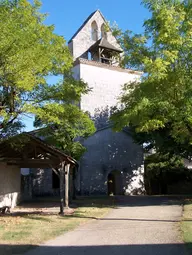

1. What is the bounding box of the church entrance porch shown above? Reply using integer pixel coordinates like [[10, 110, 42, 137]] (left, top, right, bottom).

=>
[[107, 170, 123, 195]]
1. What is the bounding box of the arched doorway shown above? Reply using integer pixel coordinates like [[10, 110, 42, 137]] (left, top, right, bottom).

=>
[[107, 170, 123, 195]]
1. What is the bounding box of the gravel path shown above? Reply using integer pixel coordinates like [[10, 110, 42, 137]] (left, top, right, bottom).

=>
[[25, 196, 188, 255]]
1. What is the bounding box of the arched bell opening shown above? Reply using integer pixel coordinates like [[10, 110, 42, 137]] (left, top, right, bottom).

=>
[[91, 21, 98, 41]]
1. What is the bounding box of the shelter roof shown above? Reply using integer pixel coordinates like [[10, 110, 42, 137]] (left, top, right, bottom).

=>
[[0, 133, 77, 168]]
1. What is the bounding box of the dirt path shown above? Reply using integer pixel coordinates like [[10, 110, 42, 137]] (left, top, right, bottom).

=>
[[25, 196, 188, 255]]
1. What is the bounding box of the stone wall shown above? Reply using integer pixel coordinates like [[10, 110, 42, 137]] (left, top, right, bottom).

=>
[[0, 163, 21, 208], [72, 61, 141, 117], [31, 168, 59, 196], [78, 127, 144, 195]]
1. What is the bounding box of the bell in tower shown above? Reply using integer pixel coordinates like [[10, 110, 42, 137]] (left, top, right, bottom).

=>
[[88, 37, 122, 66]]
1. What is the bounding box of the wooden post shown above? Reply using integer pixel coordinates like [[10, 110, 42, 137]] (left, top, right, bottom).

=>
[[69, 170, 73, 203], [65, 164, 70, 209], [29, 172, 32, 199], [72, 167, 76, 200], [59, 161, 65, 215]]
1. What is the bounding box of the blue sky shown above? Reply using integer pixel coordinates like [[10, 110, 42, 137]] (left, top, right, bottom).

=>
[[25, 0, 150, 131], [40, 0, 150, 41]]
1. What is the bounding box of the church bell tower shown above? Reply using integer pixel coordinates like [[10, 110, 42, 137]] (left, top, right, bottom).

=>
[[68, 10, 141, 120], [68, 11, 144, 196]]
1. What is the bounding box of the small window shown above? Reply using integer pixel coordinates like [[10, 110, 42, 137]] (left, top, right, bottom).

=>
[[91, 21, 98, 41]]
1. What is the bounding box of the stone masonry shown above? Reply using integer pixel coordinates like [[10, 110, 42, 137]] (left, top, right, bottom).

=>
[[78, 127, 144, 195], [68, 10, 121, 61], [31, 168, 59, 196], [70, 10, 145, 195]]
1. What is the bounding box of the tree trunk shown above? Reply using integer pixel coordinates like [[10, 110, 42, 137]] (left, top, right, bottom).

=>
[[59, 162, 65, 215], [65, 164, 70, 209]]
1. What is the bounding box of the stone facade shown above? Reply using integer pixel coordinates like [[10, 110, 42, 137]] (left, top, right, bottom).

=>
[[72, 59, 141, 117], [0, 163, 21, 208], [77, 127, 144, 195]]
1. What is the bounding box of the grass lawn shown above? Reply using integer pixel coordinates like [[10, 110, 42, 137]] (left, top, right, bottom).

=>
[[0, 196, 115, 255], [181, 199, 192, 253]]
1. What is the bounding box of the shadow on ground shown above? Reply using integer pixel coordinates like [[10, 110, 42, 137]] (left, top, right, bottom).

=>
[[0, 243, 189, 255], [0, 195, 188, 218], [115, 195, 189, 207], [14, 196, 115, 209], [16, 195, 188, 209], [0, 196, 115, 217], [68, 215, 192, 223]]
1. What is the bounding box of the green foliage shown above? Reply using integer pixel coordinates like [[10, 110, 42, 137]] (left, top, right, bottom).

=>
[[145, 152, 190, 194], [111, 0, 192, 157], [0, 0, 95, 159], [33, 76, 96, 160], [0, 0, 72, 138], [42, 128, 88, 161], [145, 153, 185, 177]]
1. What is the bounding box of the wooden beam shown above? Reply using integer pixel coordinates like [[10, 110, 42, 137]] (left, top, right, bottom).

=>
[[30, 140, 66, 160], [99, 47, 101, 62], [72, 167, 77, 200], [51, 166, 60, 177], [59, 161, 65, 215], [6, 159, 59, 168]]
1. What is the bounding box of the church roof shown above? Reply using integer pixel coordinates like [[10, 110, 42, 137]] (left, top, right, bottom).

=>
[[68, 10, 106, 43], [89, 38, 123, 53]]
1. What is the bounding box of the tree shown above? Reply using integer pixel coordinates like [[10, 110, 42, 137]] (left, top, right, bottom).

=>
[[111, 0, 192, 158], [33, 75, 96, 159], [33, 76, 96, 213], [0, 0, 96, 213], [0, 0, 72, 139], [144, 153, 188, 194]]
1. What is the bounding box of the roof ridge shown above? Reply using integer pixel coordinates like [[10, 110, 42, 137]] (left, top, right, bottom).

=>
[[68, 10, 99, 43], [89, 37, 122, 53]]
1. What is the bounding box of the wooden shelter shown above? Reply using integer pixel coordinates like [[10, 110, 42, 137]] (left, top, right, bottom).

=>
[[0, 133, 77, 168], [0, 133, 77, 214]]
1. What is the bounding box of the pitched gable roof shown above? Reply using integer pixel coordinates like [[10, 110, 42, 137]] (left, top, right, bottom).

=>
[[68, 10, 106, 43], [25, 133, 77, 165], [0, 132, 78, 167], [89, 38, 123, 53]]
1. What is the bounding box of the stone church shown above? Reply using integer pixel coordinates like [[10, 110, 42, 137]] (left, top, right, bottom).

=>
[[30, 10, 144, 197], [69, 10, 144, 195]]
